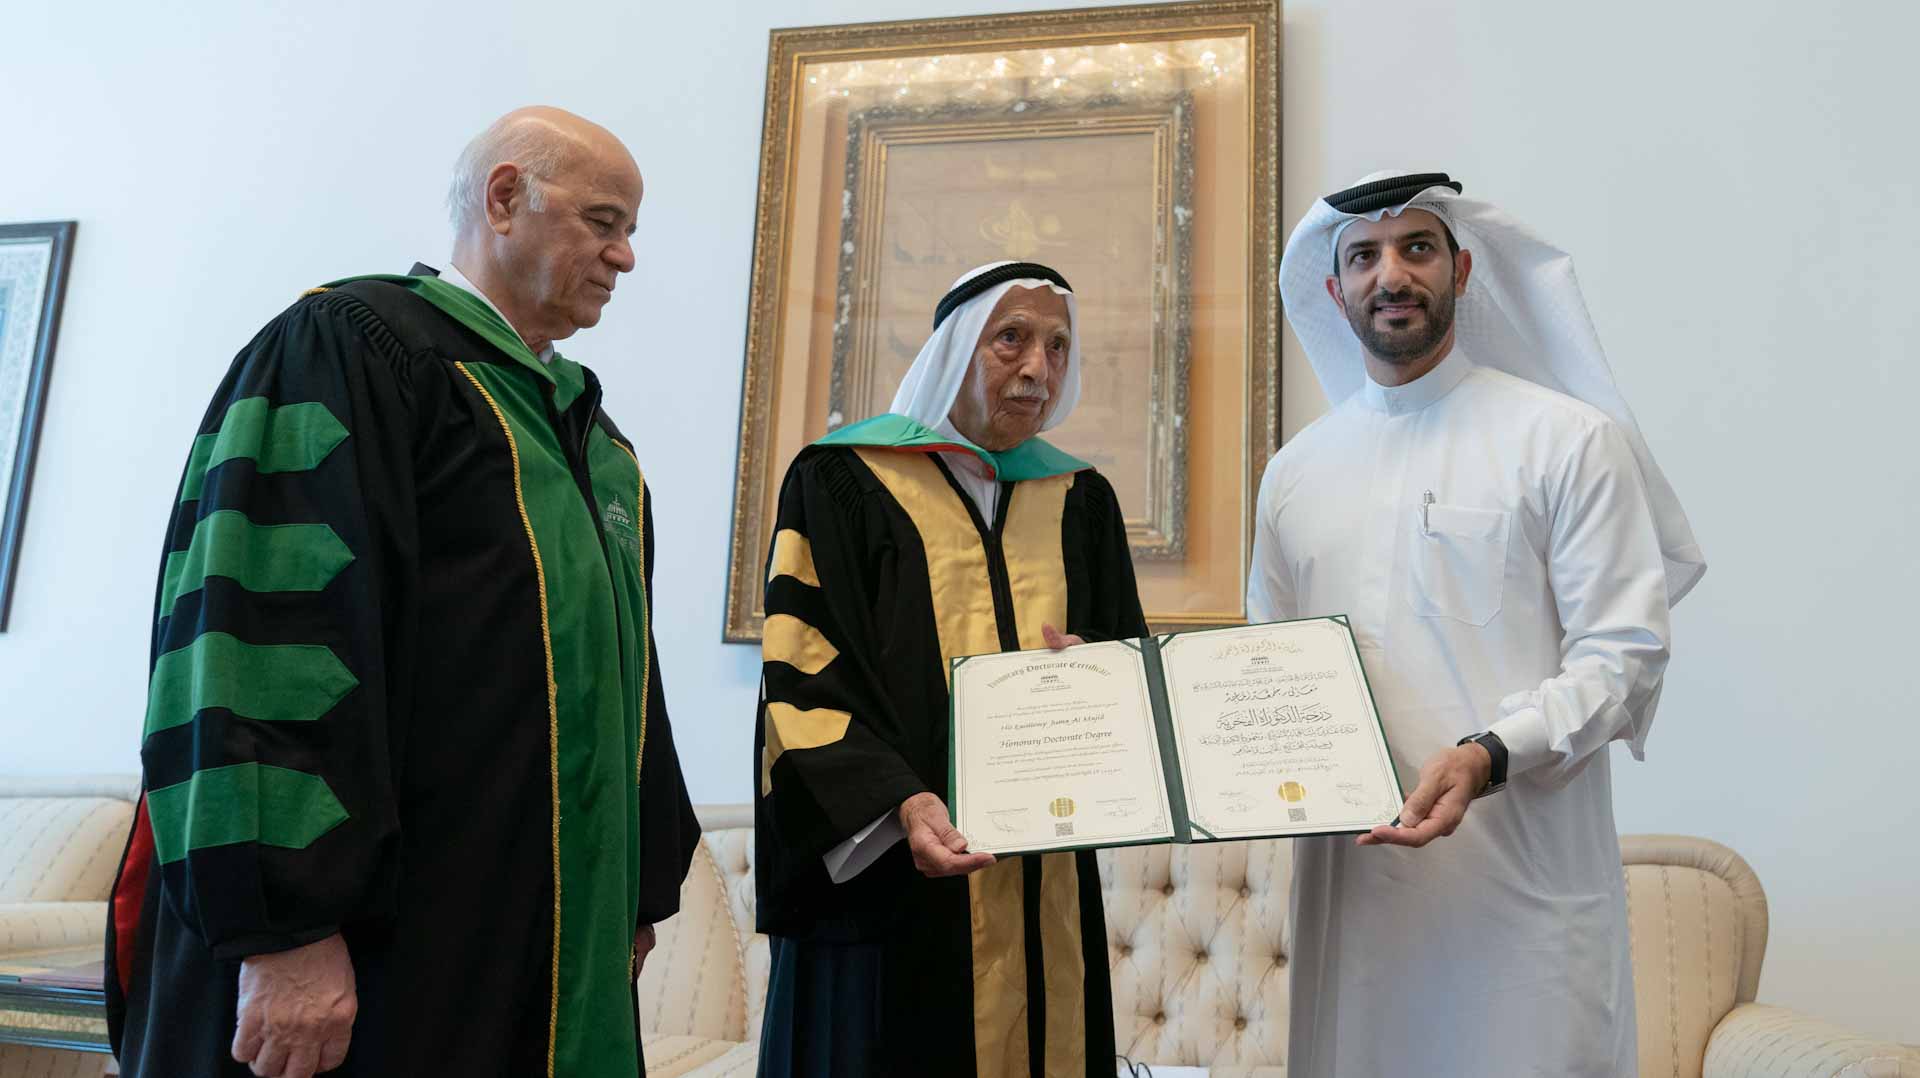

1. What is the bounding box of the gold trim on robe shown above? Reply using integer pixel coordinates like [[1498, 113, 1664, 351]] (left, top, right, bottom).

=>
[[1001, 472, 1088, 1078], [858, 448, 1087, 1078]]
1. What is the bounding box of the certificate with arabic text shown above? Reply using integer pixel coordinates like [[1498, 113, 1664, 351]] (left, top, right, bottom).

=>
[[949, 617, 1402, 856]]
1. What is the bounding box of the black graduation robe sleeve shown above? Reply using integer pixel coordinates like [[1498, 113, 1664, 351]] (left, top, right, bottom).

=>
[[756, 450, 933, 865], [138, 292, 413, 960], [635, 485, 701, 925]]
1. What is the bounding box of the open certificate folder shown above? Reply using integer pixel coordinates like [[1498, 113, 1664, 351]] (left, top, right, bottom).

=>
[[948, 616, 1405, 856]]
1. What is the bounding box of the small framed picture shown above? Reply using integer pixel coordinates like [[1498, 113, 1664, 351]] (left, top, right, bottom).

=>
[[0, 221, 77, 630]]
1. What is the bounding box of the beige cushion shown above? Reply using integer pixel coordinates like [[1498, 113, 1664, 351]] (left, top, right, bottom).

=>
[[1704, 1004, 1920, 1078], [1624, 834, 1770, 1078], [703, 828, 770, 1042], [636, 824, 767, 1047], [0, 776, 139, 802], [640, 1034, 746, 1078], [639, 839, 750, 1043], [1099, 839, 1292, 1069], [641, 1037, 760, 1076], [0, 793, 135, 903], [0, 902, 110, 953], [0, 1045, 111, 1077]]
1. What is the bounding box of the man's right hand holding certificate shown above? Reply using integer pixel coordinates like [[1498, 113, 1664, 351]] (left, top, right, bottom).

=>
[[1357, 738, 1493, 847]]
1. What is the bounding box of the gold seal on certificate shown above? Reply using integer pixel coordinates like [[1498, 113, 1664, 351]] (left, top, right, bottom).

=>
[[949, 616, 1403, 856]]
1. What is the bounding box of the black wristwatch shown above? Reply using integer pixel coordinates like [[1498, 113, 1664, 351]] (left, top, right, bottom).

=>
[[1456, 731, 1509, 796]]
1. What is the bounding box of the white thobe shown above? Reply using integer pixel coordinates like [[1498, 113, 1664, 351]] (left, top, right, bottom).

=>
[[1248, 349, 1671, 1078]]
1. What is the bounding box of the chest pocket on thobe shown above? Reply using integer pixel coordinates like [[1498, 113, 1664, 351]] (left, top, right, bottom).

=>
[[1407, 504, 1510, 626]]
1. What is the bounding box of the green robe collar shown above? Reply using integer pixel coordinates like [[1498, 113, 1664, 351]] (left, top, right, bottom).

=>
[[319, 271, 589, 412], [815, 414, 1090, 481]]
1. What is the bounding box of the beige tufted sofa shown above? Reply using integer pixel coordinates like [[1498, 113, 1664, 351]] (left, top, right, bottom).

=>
[[637, 806, 1919, 1078], [0, 775, 140, 1077], [3, 782, 1912, 1077], [0, 776, 138, 957], [634, 806, 1297, 1078]]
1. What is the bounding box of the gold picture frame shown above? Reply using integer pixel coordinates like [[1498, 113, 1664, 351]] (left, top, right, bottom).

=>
[[832, 92, 1195, 559], [725, 0, 1281, 642]]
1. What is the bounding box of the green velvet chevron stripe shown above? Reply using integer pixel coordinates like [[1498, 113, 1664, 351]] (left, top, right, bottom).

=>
[[144, 632, 358, 738], [146, 762, 348, 864], [179, 397, 348, 503], [158, 511, 354, 622]]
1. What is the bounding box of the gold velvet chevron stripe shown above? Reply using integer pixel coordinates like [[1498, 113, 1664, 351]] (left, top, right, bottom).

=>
[[763, 613, 839, 675], [760, 702, 854, 796], [767, 528, 821, 588]]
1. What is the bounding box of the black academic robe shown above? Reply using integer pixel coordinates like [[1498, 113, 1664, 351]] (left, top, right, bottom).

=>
[[753, 442, 1148, 1078], [104, 269, 701, 1077]]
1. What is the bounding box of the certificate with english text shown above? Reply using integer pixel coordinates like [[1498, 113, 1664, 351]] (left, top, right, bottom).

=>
[[950, 640, 1177, 856], [949, 617, 1403, 856]]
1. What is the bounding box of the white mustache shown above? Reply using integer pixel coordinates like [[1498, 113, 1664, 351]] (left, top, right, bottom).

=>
[[1005, 387, 1050, 402]]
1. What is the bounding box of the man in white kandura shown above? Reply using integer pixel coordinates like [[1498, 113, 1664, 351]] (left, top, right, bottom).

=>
[[1252, 171, 1707, 1076]]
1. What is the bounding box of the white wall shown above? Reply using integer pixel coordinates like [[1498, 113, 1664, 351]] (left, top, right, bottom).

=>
[[4, 0, 1914, 1045]]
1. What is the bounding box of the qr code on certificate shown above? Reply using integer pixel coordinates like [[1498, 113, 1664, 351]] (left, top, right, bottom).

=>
[[1288, 808, 1307, 823], [1055, 822, 1074, 837]]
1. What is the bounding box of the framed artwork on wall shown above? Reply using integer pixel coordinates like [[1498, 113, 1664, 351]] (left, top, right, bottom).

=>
[[725, 0, 1280, 642], [0, 221, 76, 631]]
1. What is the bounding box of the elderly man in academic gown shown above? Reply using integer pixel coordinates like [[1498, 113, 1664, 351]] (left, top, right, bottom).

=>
[[106, 107, 701, 1078], [1251, 171, 1708, 1077], [752, 261, 1147, 1078]]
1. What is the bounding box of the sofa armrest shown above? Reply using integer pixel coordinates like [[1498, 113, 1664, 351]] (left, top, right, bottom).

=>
[[1705, 1004, 1920, 1077], [0, 902, 108, 955]]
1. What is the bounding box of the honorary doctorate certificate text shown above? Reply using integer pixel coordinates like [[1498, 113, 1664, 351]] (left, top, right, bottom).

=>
[[949, 617, 1404, 856]]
